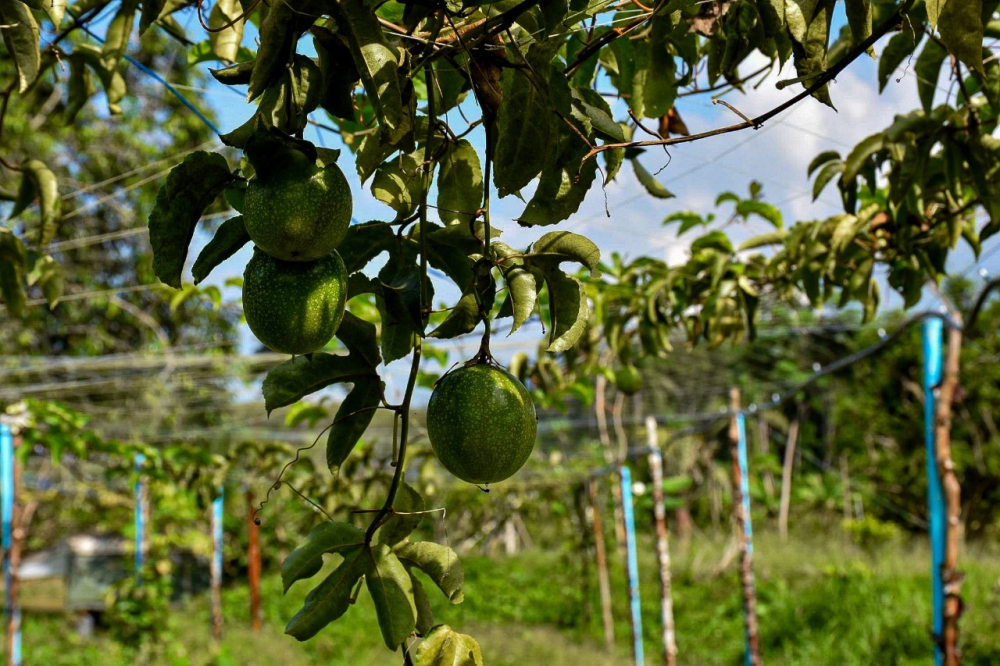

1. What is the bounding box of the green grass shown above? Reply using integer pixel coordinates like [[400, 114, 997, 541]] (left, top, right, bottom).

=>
[[4, 531, 1000, 665]]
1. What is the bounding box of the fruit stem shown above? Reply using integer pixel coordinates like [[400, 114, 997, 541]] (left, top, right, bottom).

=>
[[366, 336, 422, 544]]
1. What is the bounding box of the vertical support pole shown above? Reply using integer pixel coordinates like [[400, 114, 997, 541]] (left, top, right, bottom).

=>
[[247, 489, 261, 633], [922, 318, 945, 666], [133, 453, 147, 582], [729, 389, 761, 666], [1, 425, 20, 666], [587, 481, 615, 653], [211, 486, 224, 641], [620, 465, 645, 666], [645, 417, 676, 666], [938, 320, 964, 666]]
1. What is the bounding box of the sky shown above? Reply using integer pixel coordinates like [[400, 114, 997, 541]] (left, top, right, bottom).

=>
[[168, 11, 997, 405]]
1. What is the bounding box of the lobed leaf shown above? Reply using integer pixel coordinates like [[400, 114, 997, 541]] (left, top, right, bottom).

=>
[[327, 376, 383, 472], [367, 544, 417, 651], [148, 151, 234, 289], [335, 311, 382, 369], [191, 215, 250, 284], [285, 544, 373, 641], [0, 0, 41, 92], [394, 541, 464, 604], [414, 625, 484, 666], [281, 521, 365, 593], [262, 353, 378, 414], [377, 483, 424, 547]]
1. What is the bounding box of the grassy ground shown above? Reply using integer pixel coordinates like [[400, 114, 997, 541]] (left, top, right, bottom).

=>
[[5, 530, 1000, 665]]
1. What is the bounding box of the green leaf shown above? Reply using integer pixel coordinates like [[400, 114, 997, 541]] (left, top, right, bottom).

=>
[[25, 253, 63, 308], [101, 0, 139, 70], [285, 545, 373, 641], [914, 40, 948, 113], [841, 132, 884, 183], [139, 0, 166, 34], [0, 0, 41, 92], [545, 271, 589, 353], [148, 151, 234, 289], [494, 242, 536, 334], [428, 286, 487, 339], [378, 483, 424, 547], [939, 0, 985, 74], [630, 159, 674, 200], [367, 544, 417, 650], [11, 160, 61, 246], [247, 0, 298, 101], [191, 215, 250, 284], [843, 0, 872, 55], [807, 150, 840, 176], [738, 230, 786, 251], [602, 146, 625, 184], [281, 522, 365, 593], [262, 353, 377, 414], [372, 150, 424, 221], [209, 0, 245, 63], [791, 0, 836, 107], [72, 44, 127, 114], [0, 229, 27, 316], [878, 28, 923, 92], [927, 0, 945, 28], [65, 54, 96, 122], [409, 571, 435, 635], [327, 377, 383, 472], [335, 311, 382, 368], [437, 140, 482, 226], [571, 88, 624, 142], [812, 160, 843, 200], [644, 11, 678, 118], [494, 67, 552, 197], [394, 541, 464, 604], [331, 0, 410, 146], [338, 221, 395, 274], [256, 55, 325, 135], [517, 115, 599, 226], [756, 0, 785, 37], [531, 231, 601, 273], [415, 625, 484, 666], [210, 60, 255, 85], [691, 230, 733, 253], [313, 26, 360, 121], [736, 200, 783, 229]]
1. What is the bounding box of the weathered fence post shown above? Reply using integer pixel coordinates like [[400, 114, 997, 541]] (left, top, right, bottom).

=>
[[645, 417, 677, 666], [620, 465, 645, 666], [924, 315, 964, 665], [587, 480, 615, 653], [247, 489, 261, 633], [730, 389, 761, 666]]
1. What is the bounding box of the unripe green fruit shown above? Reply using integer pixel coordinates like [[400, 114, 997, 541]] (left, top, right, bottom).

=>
[[242, 249, 347, 355], [427, 364, 537, 485], [615, 364, 643, 395], [244, 159, 352, 262]]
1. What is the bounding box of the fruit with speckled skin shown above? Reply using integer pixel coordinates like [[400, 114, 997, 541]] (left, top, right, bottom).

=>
[[243, 248, 347, 355], [426, 364, 537, 484], [244, 157, 352, 262], [615, 364, 643, 395]]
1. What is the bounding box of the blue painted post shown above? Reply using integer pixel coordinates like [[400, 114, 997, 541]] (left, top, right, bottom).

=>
[[211, 486, 224, 640], [737, 414, 754, 557], [133, 453, 146, 582], [922, 317, 945, 666], [1, 423, 21, 666], [730, 389, 760, 666], [620, 466, 644, 666]]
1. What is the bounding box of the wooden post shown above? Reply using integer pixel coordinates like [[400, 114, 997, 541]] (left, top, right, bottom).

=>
[[1, 428, 22, 666], [620, 466, 645, 666], [247, 489, 261, 633], [929, 316, 964, 665], [588, 481, 615, 653], [646, 417, 677, 666], [596, 374, 628, 553], [778, 415, 801, 542], [211, 486, 224, 641], [840, 455, 851, 522], [729, 389, 761, 666]]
